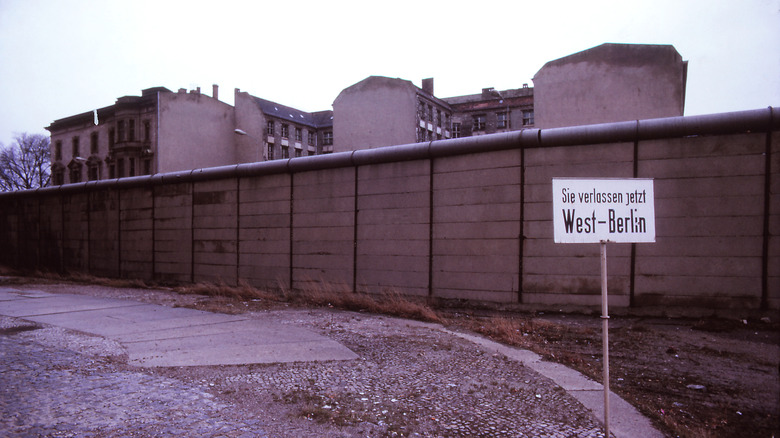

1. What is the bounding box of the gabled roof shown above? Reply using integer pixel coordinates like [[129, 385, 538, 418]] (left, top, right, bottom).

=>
[[252, 96, 332, 129]]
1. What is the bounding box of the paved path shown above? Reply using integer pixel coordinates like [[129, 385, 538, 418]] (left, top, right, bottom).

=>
[[0, 288, 357, 367], [0, 286, 664, 437]]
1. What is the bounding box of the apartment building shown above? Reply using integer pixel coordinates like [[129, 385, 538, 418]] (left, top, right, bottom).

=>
[[533, 43, 688, 128], [333, 43, 686, 152], [443, 84, 535, 138], [331, 76, 453, 153], [47, 86, 236, 185], [47, 86, 333, 185], [47, 43, 687, 184], [233, 89, 333, 162]]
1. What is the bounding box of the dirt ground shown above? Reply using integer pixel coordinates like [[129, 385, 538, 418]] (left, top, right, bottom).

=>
[[2, 275, 778, 437], [449, 308, 780, 438]]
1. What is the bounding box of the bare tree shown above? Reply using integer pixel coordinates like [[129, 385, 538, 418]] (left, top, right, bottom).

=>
[[0, 133, 51, 191]]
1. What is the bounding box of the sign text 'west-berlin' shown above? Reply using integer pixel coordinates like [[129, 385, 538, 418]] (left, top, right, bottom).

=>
[[552, 178, 656, 243]]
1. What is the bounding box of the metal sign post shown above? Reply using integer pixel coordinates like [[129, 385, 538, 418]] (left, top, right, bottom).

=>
[[600, 240, 610, 437], [552, 178, 656, 437]]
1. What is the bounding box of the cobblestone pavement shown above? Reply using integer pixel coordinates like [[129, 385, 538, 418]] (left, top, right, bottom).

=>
[[0, 318, 270, 438], [1, 287, 608, 437]]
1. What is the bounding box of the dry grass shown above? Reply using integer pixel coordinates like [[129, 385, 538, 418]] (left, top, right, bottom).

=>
[[172, 277, 442, 324], [1, 266, 443, 324], [0, 268, 151, 289]]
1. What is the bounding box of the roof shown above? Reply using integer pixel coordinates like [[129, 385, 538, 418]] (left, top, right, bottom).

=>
[[46, 86, 173, 132], [535, 43, 684, 75], [443, 87, 533, 105], [335, 76, 451, 109], [252, 96, 332, 129]]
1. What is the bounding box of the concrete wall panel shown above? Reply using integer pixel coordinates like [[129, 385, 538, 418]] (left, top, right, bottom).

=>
[[292, 167, 355, 289], [238, 174, 290, 290], [431, 150, 521, 303], [355, 161, 430, 295]]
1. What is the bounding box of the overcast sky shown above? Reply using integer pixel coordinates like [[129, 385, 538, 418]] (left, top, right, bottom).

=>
[[1, 0, 778, 147]]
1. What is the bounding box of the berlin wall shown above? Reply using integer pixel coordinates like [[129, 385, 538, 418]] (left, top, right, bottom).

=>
[[1, 107, 778, 310]]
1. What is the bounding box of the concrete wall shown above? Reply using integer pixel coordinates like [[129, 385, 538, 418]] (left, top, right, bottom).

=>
[[2, 108, 778, 311]]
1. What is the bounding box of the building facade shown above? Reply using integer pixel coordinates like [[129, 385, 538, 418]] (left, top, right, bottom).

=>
[[333, 43, 686, 152], [332, 76, 533, 153], [47, 43, 687, 184], [332, 76, 453, 153], [47, 86, 237, 185], [443, 84, 534, 138], [533, 43, 688, 128], [234, 88, 333, 162], [47, 86, 333, 185]]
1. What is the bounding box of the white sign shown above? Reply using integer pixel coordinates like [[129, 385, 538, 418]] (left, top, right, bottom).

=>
[[552, 178, 656, 243]]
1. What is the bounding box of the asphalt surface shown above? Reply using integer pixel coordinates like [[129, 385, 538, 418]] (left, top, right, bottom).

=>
[[0, 285, 664, 437]]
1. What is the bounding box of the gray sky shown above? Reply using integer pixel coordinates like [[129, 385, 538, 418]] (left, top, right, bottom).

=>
[[1, 0, 778, 147]]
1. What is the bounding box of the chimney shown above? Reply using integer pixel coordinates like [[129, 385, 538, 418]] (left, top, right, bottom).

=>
[[212, 84, 219, 101], [422, 78, 434, 95]]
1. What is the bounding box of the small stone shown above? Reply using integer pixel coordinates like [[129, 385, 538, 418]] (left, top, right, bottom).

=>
[[686, 384, 706, 391]]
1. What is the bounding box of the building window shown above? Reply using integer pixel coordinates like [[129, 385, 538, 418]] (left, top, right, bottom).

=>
[[52, 167, 64, 186], [109, 164, 115, 179], [472, 115, 486, 131], [117, 120, 125, 142], [323, 131, 333, 146], [143, 159, 151, 175], [129, 158, 135, 177], [282, 146, 289, 159], [72, 137, 80, 157], [497, 112, 508, 129], [69, 164, 82, 183], [437, 110, 442, 127], [295, 148, 301, 158], [267, 144, 274, 160], [128, 119, 135, 141], [281, 124, 289, 138], [308, 131, 316, 146], [452, 122, 461, 138], [295, 127, 302, 142], [266, 121, 274, 136], [522, 110, 534, 126], [109, 129, 115, 149], [54, 141, 62, 161], [144, 120, 151, 142], [117, 158, 124, 178], [90, 132, 99, 155], [88, 163, 99, 181]]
